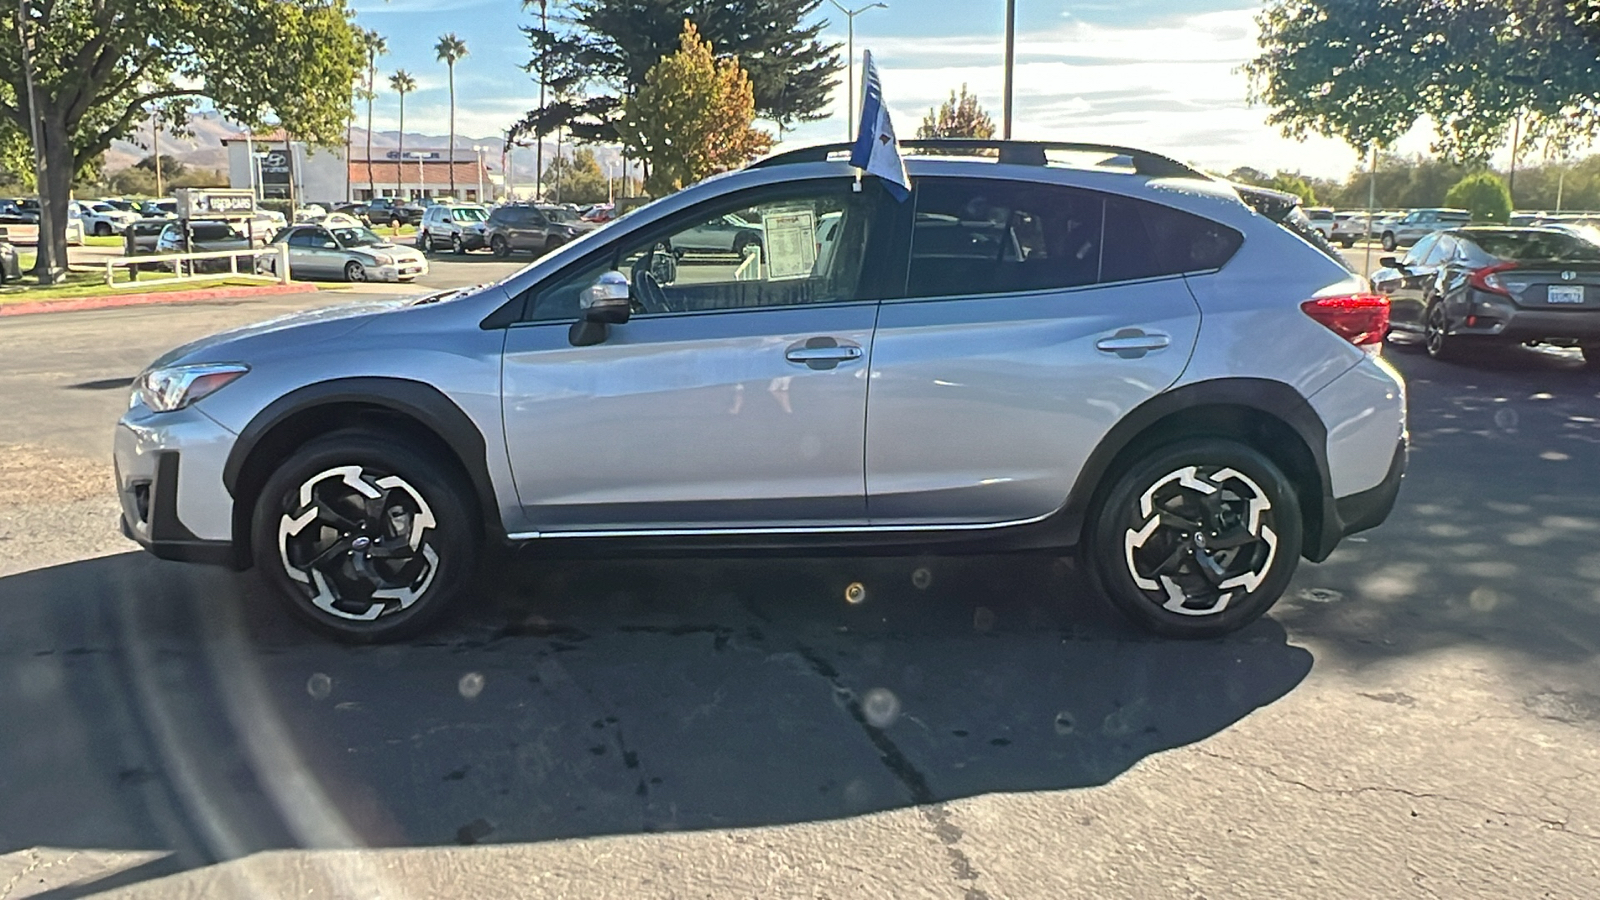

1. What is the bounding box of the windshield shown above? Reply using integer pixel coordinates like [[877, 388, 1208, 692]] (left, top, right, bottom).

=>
[[332, 226, 386, 247], [541, 207, 580, 223], [1466, 230, 1600, 262], [450, 207, 488, 222]]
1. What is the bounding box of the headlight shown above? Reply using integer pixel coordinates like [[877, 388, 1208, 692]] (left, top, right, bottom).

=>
[[136, 363, 249, 412], [370, 253, 395, 265]]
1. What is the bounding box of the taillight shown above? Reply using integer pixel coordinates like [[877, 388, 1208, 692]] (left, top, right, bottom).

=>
[[1301, 294, 1390, 351], [1469, 261, 1518, 296]]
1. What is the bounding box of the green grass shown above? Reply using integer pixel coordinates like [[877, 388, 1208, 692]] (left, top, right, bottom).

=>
[[83, 235, 124, 247], [0, 265, 275, 304]]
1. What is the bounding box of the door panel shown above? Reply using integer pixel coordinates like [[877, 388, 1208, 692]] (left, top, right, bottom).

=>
[[865, 279, 1201, 525], [501, 305, 877, 531]]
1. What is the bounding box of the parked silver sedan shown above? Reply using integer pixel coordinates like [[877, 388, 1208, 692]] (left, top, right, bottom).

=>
[[265, 223, 429, 283]]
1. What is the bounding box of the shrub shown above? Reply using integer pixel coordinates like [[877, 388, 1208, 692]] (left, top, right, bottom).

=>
[[1444, 172, 1512, 222]]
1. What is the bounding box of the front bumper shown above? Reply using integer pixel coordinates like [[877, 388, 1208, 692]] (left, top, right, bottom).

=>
[[369, 260, 430, 282], [115, 403, 243, 568]]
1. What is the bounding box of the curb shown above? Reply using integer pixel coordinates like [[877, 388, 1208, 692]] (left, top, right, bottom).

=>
[[0, 282, 319, 318]]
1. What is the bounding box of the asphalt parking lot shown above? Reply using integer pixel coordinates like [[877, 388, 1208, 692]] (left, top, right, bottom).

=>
[[2, 267, 1599, 897]]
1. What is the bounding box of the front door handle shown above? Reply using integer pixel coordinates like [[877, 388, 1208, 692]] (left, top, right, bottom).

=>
[[786, 336, 863, 370], [1096, 329, 1171, 358]]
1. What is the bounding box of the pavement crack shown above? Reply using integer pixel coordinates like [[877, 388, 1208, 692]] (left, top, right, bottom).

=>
[[793, 646, 990, 899], [1196, 749, 1600, 843]]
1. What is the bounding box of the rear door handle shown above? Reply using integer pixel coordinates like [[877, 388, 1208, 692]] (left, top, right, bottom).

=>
[[786, 337, 863, 370], [1096, 329, 1171, 358]]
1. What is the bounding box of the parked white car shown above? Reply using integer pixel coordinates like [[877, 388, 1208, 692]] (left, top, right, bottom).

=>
[[75, 200, 139, 237]]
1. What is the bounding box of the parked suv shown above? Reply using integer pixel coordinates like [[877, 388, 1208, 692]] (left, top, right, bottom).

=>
[[114, 139, 1408, 643], [1380, 208, 1472, 251], [365, 197, 424, 227], [417, 203, 489, 253], [484, 203, 582, 257]]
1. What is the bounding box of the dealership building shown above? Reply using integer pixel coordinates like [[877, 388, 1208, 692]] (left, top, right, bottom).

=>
[[223, 132, 500, 205]]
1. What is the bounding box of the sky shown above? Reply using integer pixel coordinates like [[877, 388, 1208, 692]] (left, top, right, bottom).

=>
[[346, 0, 1451, 181]]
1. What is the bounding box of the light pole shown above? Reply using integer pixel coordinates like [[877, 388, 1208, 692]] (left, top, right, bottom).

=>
[[474, 145, 485, 201], [830, 1, 887, 139], [1002, 0, 1015, 139]]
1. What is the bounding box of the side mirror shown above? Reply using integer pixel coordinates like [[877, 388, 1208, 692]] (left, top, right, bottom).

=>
[[570, 270, 631, 346], [1379, 256, 1401, 269]]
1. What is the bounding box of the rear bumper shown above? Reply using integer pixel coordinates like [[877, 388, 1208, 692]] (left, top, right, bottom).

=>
[[1486, 308, 1600, 342]]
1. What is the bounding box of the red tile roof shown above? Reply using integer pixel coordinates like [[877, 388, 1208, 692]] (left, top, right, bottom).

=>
[[349, 160, 487, 187]]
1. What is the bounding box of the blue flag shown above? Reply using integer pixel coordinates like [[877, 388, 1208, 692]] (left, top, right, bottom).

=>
[[849, 51, 910, 201]]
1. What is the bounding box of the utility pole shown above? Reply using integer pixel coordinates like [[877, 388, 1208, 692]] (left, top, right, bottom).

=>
[[1002, 0, 1015, 139], [154, 118, 163, 197], [829, 1, 888, 138], [1507, 114, 1522, 209], [535, 0, 547, 202], [17, 0, 55, 282]]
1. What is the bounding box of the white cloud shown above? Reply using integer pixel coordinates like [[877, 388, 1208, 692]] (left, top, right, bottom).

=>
[[780, 7, 1441, 179]]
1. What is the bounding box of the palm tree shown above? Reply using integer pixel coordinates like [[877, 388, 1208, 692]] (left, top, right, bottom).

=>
[[363, 31, 387, 200], [389, 70, 417, 201], [434, 33, 469, 199]]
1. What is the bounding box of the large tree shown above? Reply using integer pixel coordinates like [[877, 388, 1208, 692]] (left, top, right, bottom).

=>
[[513, 0, 841, 147], [916, 85, 997, 140], [617, 21, 772, 195], [434, 32, 468, 198], [0, 0, 363, 280], [389, 69, 416, 199], [362, 30, 387, 201], [542, 145, 610, 203], [1246, 0, 1600, 165]]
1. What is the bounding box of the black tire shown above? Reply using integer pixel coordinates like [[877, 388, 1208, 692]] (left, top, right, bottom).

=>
[[344, 261, 366, 282], [1337, 237, 1354, 249], [94, 222, 112, 237], [451, 234, 465, 255], [1085, 439, 1303, 639], [1381, 232, 1397, 252], [542, 236, 565, 256], [250, 431, 480, 643], [490, 235, 509, 258], [733, 232, 757, 258], [1424, 299, 1463, 362]]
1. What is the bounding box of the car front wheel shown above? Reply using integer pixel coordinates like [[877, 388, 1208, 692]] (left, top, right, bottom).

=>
[[490, 235, 509, 257], [251, 431, 479, 642], [1086, 439, 1303, 638], [1381, 233, 1397, 252], [452, 234, 465, 255]]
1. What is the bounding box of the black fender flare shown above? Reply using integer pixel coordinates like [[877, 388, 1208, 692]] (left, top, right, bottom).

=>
[[222, 377, 504, 550], [1052, 377, 1340, 561]]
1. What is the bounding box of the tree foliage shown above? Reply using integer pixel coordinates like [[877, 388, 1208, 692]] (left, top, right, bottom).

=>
[[916, 85, 997, 140], [618, 21, 773, 196], [0, 0, 363, 275], [542, 146, 611, 203], [1444, 171, 1514, 221], [514, 0, 841, 146], [1246, 0, 1600, 163]]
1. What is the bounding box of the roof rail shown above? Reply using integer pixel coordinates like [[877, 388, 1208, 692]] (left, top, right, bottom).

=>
[[750, 139, 1210, 180]]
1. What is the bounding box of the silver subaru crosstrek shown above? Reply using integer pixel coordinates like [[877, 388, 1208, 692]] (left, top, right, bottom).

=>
[[114, 140, 1408, 642]]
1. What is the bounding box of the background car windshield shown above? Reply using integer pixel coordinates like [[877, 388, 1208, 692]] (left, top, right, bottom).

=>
[[451, 207, 487, 222], [542, 207, 579, 223], [1467, 230, 1600, 262], [332, 226, 384, 247], [188, 223, 244, 241]]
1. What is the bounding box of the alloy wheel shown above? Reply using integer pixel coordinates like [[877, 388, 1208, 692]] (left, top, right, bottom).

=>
[[346, 261, 366, 282], [277, 465, 440, 622], [1122, 465, 1279, 618]]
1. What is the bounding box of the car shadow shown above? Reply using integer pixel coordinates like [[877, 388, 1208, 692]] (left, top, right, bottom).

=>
[[0, 547, 1312, 885]]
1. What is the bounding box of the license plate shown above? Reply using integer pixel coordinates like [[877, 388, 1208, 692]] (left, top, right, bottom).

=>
[[1549, 285, 1585, 304]]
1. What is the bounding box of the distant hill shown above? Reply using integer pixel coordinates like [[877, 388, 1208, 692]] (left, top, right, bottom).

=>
[[106, 111, 626, 185]]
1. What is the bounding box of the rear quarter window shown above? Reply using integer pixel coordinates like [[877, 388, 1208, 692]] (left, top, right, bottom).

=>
[[1102, 197, 1244, 282]]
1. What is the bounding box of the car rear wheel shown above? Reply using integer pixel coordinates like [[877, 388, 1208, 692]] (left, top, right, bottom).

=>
[[344, 261, 366, 282], [415, 230, 429, 251], [94, 222, 111, 236], [490, 235, 509, 257], [1085, 439, 1303, 638], [251, 431, 479, 643], [1424, 299, 1464, 362]]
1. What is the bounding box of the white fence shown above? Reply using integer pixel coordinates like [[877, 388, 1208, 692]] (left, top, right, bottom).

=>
[[103, 244, 291, 288]]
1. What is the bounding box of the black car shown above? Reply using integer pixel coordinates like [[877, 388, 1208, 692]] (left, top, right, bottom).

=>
[[483, 203, 580, 257], [1373, 226, 1600, 365], [365, 197, 425, 227]]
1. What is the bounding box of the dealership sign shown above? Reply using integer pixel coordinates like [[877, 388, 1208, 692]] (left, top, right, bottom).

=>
[[175, 188, 256, 218]]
